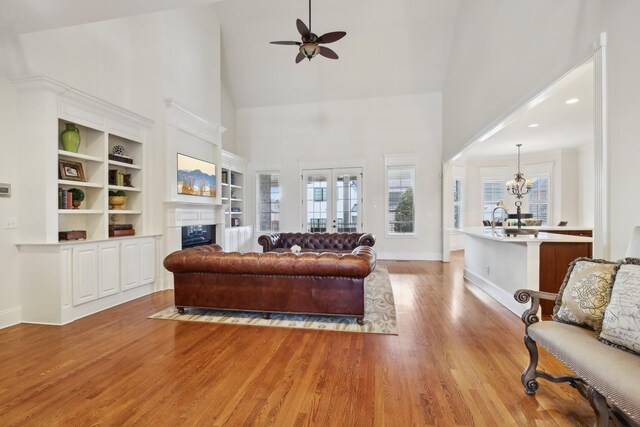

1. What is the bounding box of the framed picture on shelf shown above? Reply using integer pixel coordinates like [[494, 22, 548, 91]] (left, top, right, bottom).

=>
[[58, 160, 86, 182]]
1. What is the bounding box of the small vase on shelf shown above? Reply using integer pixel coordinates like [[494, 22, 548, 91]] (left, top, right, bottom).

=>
[[60, 123, 81, 153]]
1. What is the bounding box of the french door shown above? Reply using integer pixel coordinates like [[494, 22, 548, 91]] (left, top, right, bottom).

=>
[[302, 168, 362, 233]]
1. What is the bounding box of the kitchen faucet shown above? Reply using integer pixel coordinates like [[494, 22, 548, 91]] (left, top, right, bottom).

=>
[[492, 206, 509, 231]]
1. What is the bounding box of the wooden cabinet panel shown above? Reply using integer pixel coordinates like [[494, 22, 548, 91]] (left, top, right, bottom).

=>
[[72, 244, 99, 306], [539, 242, 593, 315], [98, 242, 119, 298], [140, 238, 156, 285], [121, 240, 140, 291]]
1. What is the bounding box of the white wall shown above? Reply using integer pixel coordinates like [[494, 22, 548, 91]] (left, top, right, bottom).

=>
[[237, 93, 443, 260], [443, 1, 640, 258], [0, 4, 222, 327], [221, 85, 237, 153], [0, 76, 22, 327], [601, 2, 640, 258]]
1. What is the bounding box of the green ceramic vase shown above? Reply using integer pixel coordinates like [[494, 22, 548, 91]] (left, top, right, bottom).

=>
[[60, 123, 81, 153]]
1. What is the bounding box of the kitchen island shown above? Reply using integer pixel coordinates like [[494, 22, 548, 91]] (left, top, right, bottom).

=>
[[461, 227, 593, 316]]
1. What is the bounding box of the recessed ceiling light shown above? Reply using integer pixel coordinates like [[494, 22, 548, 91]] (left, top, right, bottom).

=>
[[528, 123, 540, 128], [565, 98, 579, 104]]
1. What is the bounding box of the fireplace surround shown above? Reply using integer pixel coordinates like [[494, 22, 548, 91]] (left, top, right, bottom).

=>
[[182, 225, 216, 249]]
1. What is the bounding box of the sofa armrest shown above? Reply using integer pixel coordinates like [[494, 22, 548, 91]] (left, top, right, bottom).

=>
[[351, 246, 377, 272], [358, 233, 376, 247], [514, 289, 558, 328], [257, 233, 282, 253]]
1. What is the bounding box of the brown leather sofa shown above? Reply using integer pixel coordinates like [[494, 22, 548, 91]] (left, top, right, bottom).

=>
[[257, 232, 375, 253], [163, 244, 377, 324]]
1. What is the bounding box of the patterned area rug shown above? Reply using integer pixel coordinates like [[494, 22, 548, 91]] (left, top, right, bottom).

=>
[[149, 265, 398, 335]]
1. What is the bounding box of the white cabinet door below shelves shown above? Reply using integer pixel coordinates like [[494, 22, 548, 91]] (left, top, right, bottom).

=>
[[121, 240, 140, 291], [98, 241, 119, 298], [224, 228, 237, 252], [72, 244, 99, 306], [140, 238, 156, 285]]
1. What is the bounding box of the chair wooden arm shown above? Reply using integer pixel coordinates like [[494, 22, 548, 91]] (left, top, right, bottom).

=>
[[514, 289, 558, 329]]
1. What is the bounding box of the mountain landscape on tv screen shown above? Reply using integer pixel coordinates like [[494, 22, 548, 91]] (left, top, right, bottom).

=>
[[177, 168, 216, 197]]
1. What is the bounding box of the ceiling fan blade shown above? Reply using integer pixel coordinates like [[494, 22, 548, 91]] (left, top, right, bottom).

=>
[[296, 19, 310, 38], [317, 31, 346, 44], [296, 52, 305, 63], [270, 41, 302, 45], [319, 46, 339, 60]]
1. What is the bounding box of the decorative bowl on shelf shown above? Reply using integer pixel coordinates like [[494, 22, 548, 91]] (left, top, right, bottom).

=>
[[109, 196, 127, 210]]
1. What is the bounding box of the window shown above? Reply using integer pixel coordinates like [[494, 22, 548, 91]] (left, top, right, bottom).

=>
[[482, 179, 505, 221], [453, 178, 463, 230], [313, 187, 327, 202], [387, 166, 415, 235], [256, 172, 280, 232], [529, 174, 549, 225]]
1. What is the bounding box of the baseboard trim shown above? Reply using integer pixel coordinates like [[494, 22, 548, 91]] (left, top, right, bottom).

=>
[[378, 251, 442, 261], [0, 306, 22, 329], [464, 268, 525, 316]]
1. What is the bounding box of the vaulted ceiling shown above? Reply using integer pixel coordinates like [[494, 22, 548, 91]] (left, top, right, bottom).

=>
[[215, 0, 461, 108], [1, 0, 460, 109]]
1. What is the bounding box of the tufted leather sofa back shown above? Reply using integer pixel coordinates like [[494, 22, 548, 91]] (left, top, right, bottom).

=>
[[258, 232, 375, 253], [164, 244, 376, 278]]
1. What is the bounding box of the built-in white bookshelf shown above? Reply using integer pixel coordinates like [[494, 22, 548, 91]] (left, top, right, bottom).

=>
[[14, 76, 159, 326], [221, 155, 245, 228], [11, 76, 153, 243]]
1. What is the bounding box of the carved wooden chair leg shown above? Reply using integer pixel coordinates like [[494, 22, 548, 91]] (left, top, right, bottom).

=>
[[522, 334, 540, 395], [587, 387, 610, 427], [177, 307, 185, 315]]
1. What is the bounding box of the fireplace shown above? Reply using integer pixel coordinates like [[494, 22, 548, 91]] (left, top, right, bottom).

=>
[[181, 225, 216, 249]]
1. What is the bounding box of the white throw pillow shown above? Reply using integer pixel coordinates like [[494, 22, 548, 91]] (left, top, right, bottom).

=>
[[598, 259, 640, 355]]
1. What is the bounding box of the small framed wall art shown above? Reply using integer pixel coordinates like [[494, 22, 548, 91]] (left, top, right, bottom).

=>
[[58, 160, 86, 182]]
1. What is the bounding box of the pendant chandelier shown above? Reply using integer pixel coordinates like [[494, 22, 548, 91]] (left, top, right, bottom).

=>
[[503, 144, 537, 236]]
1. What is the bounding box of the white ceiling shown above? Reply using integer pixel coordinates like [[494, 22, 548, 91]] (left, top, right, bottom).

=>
[[461, 60, 594, 160], [0, 0, 223, 35], [214, 0, 461, 108]]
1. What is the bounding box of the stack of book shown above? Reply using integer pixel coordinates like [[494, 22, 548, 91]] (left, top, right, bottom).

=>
[[58, 188, 73, 209], [108, 154, 133, 164], [109, 223, 135, 237]]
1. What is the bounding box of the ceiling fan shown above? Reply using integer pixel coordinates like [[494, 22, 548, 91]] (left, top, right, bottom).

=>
[[270, 0, 346, 63]]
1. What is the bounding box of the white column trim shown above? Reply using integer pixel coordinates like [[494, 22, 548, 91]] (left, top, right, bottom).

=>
[[593, 32, 608, 259]]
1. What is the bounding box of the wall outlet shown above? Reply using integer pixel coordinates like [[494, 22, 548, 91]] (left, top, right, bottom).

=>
[[4, 218, 17, 229]]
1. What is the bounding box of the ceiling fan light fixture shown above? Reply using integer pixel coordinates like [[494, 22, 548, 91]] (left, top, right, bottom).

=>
[[300, 43, 320, 59]]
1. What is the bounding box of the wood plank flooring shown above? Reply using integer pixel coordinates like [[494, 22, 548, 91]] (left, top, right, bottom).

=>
[[0, 253, 593, 426]]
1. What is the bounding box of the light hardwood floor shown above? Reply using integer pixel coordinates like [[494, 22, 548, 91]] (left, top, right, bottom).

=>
[[0, 253, 593, 426]]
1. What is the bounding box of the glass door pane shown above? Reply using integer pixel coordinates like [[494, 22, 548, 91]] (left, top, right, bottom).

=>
[[334, 171, 360, 232], [304, 172, 329, 232]]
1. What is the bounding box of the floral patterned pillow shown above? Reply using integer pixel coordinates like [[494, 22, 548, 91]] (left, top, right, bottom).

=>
[[598, 258, 640, 355], [552, 258, 618, 331]]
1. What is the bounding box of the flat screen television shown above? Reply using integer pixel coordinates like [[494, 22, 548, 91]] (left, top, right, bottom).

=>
[[177, 153, 216, 198]]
